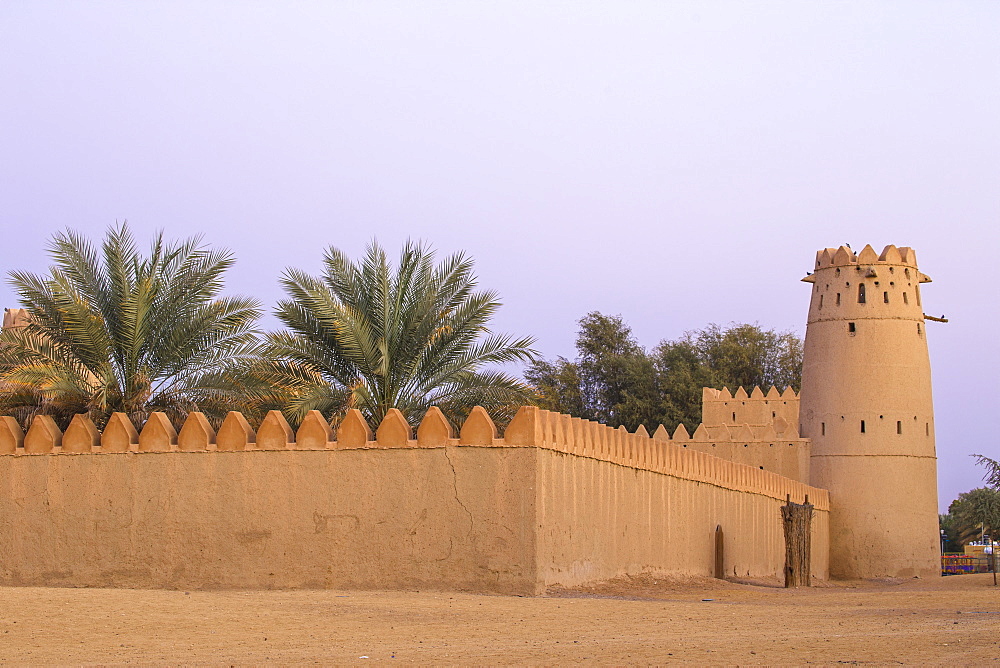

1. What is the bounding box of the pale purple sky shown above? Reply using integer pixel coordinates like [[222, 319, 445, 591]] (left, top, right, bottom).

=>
[[1, 2, 997, 511]]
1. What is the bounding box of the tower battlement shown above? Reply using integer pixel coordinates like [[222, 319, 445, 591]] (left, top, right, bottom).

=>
[[803, 244, 932, 326], [701, 385, 798, 428], [811, 244, 927, 272]]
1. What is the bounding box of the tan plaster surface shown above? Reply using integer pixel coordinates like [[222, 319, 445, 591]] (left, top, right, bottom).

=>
[[0, 574, 995, 665], [535, 449, 829, 587], [0, 443, 827, 594], [0, 447, 539, 594]]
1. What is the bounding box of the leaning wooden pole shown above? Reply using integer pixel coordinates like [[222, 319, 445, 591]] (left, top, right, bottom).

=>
[[714, 525, 725, 579], [781, 494, 814, 587]]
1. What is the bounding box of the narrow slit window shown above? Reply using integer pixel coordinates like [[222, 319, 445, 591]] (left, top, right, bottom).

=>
[[732, 412, 736, 422], [848, 322, 856, 334], [883, 291, 889, 303], [860, 420, 866, 433], [858, 283, 866, 303], [903, 292, 908, 304], [926, 422, 930, 436], [819, 295, 824, 309], [836, 293, 841, 306], [896, 421, 902, 434], [917, 323, 922, 336], [821, 422, 825, 436]]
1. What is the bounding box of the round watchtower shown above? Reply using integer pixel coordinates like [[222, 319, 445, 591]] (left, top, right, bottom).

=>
[[800, 244, 939, 579]]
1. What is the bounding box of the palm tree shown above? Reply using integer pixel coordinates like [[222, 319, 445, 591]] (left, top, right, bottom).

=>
[[974, 454, 1000, 489], [263, 241, 536, 428], [0, 223, 262, 428]]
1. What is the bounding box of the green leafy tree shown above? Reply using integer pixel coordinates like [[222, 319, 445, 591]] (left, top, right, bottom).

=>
[[526, 314, 802, 431], [651, 338, 719, 429], [527, 313, 662, 430], [0, 223, 262, 428], [523, 356, 585, 417], [944, 487, 1000, 547], [685, 322, 802, 392], [262, 241, 537, 428]]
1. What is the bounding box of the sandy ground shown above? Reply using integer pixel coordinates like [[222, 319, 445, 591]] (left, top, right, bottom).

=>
[[0, 574, 998, 665]]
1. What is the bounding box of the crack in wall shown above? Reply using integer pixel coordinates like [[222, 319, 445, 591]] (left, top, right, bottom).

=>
[[443, 447, 474, 539]]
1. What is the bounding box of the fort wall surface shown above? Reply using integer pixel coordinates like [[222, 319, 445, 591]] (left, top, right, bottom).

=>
[[0, 406, 829, 594]]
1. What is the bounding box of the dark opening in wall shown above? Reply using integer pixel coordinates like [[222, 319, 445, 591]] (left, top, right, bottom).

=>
[[903, 292, 909, 304], [836, 293, 841, 306], [926, 423, 930, 436], [917, 323, 922, 336], [848, 322, 856, 334], [861, 420, 866, 433], [897, 421, 902, 434], [819, 295, 824, 309], [821, 422, 825, 435], [858, 283, 866, 303], [732, 412, 736, 422], [884, 291, 889, 303]]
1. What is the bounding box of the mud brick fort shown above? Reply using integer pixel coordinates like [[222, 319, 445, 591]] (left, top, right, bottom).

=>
[[0, 244, 939, 593]]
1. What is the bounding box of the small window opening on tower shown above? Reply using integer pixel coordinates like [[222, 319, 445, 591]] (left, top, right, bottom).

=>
[[917, 323, 922, 336], [836, 268, 841, 276], [858, 283, 866, 303], [848, 322, 856, 334], [926, 422, 930, 436], [903, 292, 908, 304], [860, 420, 866, 433], [889, 266, 894, 273], [819, 295, 824, 309], [897, 421, 902, 434], [905, 268, 910, 279], [759, 466, 764, 469], [836, 293, 841, 306], [732, 412, 736, 422], [772, 411, 776, 418], [883, 291, 889, 303], [821, 422, 825, 435]]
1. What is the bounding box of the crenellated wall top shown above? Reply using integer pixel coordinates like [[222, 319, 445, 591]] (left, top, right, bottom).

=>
[[806, 244, 931, 283], [0, 405, 827, 510]]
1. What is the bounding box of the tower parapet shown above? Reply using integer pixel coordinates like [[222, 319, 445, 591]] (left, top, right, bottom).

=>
[[803, 245, 932, 332], [800, 243, 939, 579], [702, 385, 799, 428]]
